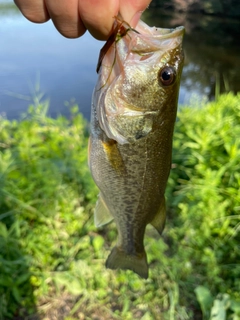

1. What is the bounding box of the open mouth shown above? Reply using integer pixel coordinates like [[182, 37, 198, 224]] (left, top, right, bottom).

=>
[[136, 20, 185, 39]]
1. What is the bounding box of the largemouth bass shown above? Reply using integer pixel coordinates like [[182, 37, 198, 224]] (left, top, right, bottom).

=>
[[89, 19, 184, 279]]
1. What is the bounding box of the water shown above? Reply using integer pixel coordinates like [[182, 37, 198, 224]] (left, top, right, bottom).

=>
[[0, 1, 102, 120], [1, 1, 240, 120], [144, 7, 240, 101]]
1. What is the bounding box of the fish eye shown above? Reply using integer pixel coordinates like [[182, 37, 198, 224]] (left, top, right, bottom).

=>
[[158, 66, 176, 86]]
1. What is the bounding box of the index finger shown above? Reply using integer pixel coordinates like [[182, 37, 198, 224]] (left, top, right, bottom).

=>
[[14, 0, 50, 23]]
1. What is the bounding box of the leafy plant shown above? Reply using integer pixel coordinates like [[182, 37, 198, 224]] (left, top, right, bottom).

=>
[[166, 92, 240, 318], [0, 93, 239, 319], [0, 102, 98, 318]]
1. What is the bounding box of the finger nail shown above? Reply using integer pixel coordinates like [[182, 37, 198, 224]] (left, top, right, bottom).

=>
[[130, 11, 143, 28]]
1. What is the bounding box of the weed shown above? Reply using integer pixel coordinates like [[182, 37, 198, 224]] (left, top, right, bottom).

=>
[[0, 93, 239, 319]]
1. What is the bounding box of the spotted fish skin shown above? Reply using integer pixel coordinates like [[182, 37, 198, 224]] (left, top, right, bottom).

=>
[[89, 20, 184, 279]]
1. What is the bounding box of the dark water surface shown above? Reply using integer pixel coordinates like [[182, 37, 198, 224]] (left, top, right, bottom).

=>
[[1, 1, 240, 120]]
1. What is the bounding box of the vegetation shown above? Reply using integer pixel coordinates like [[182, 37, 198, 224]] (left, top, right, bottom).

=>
[[150, 0, 240, 19], [0, 2, 20, 16], [0, 93, 239, 319]]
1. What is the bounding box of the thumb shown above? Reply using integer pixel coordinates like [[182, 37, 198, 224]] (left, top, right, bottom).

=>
[[119, 0, 152, 27]]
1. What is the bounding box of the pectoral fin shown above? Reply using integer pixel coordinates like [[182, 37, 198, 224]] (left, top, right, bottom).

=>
[[102, 139, 126, 174], [150, 197, 166, 235], [94, 193, 113, 227]]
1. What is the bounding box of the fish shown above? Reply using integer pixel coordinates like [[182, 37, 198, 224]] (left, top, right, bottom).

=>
[[89, 18, 184, 279]]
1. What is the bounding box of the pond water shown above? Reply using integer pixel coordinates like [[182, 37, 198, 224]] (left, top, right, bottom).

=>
[[1, 1, 240, 120]]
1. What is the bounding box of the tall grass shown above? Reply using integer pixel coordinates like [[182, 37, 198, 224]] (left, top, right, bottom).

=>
[[167, 92, 240, 319], [0, 93, 239, 319]]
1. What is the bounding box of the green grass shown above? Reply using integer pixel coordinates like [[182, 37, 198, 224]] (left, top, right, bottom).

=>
[[0, 93, 239, 319]]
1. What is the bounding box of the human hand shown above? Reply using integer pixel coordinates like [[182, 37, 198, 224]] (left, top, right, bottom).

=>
[[14, 0, 152, 40]]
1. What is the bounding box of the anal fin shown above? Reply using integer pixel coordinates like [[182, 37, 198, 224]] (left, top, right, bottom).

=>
[[150, 197, 166, 235], [94, 193, 113, 227]]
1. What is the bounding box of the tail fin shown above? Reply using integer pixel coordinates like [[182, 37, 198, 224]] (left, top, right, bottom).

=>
[[105, 246, 148, 279]]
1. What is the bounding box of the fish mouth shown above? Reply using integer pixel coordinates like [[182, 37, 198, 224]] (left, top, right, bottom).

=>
[[151, 26, 184, 38], [136, 21, 185, 39], [127, 22, 184, 57]]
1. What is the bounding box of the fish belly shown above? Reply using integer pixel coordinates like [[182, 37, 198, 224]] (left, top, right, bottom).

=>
[[89, 122, 172, 278]]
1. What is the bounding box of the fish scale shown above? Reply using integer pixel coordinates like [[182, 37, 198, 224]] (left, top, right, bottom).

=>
[[89, 19, 184, 278]]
